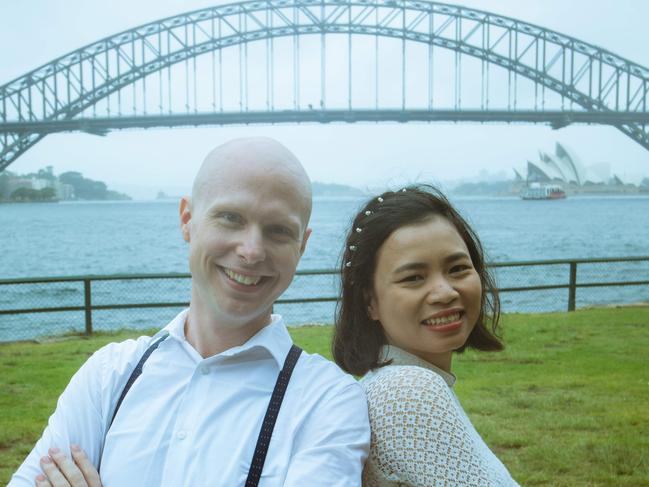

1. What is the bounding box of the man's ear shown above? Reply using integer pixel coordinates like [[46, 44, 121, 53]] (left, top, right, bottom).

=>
[[179, 196, 192, 242], [299, 227, 312, 256]]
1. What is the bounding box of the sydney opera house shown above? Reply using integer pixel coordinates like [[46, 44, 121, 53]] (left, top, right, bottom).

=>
[[514, 143, 640, 193]]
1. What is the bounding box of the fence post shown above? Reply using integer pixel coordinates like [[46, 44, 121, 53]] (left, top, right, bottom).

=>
[[568, 261, 577, 311], [84, 279, 93, 335]]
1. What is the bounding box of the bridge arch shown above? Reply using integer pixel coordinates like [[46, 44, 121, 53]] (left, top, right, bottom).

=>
[[1, 0, 648, 170]]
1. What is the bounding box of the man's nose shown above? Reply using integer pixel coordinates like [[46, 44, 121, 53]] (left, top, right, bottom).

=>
[[236, 227, 266, 265], [425, 276, 460, 304]]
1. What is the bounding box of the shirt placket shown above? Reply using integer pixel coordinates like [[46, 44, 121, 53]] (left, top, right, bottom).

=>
[[160, 359, 212, 486]]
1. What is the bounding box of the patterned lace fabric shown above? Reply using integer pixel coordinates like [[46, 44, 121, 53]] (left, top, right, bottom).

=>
[[361, 346, 519, 487]]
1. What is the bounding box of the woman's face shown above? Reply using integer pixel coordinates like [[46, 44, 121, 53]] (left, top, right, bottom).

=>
[[368, 216, 482, 371]]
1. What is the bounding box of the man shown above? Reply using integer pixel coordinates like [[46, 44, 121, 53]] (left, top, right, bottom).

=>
[[10, 137, 370, 486]]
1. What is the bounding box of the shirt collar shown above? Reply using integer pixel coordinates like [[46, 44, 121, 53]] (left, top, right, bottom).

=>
[[164, 308, 293, 368], [380, 345, 456, 387]]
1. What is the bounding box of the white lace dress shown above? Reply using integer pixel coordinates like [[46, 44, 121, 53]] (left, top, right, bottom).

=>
[[361, 346, 519, 487]]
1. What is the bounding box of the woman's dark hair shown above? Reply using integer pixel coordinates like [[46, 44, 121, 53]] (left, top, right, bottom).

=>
[[332, 184, 503, 376]]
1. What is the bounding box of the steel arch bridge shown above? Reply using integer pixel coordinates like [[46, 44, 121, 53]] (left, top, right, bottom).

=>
[[2, 0, 649, 171]]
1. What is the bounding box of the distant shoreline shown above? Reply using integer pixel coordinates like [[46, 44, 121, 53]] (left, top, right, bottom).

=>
[[0, 199, 59, 204], [451, 190, 649, 198], [3, 193, 648, 204], [0, 198, 135, 204]]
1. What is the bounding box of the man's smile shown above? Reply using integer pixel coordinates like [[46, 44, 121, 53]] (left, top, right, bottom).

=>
[[220, 266, 268, 287]]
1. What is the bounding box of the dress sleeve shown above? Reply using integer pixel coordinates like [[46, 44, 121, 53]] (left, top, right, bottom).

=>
[[283, 381, 371, 487], [363, 366, 495, 486], [8, 344, 115, 487]]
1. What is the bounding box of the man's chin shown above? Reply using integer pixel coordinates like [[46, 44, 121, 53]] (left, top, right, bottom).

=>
[[211, 301, 275, 328]]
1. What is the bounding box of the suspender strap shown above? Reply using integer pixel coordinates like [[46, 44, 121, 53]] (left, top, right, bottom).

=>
[[245, 344, 303, 487], [109, 331, 170, 429], [103, 334, 300, 484]]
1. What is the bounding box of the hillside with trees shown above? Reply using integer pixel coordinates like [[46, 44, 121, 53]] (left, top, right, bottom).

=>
[[0, 167, 131, 202]]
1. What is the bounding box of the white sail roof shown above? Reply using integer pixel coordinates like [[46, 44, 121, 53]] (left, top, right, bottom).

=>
[[526, 143, 609, 185]]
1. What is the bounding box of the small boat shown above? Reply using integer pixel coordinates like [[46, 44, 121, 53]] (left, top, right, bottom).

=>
[[520, 183, 566, 200]]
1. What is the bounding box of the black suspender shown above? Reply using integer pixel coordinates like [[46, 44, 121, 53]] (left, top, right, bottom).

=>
[[98, 333, 171, 474], [245, 344, 302, 487], [106, 336, 302, 486], [109, 331, 170, 429]]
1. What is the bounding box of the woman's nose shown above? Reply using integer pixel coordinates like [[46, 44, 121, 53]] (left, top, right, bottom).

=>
[[425, 276, 460, 304]]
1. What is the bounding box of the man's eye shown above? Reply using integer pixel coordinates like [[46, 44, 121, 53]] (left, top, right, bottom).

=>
[[218, 212, 243, 224], [268, 226, 294, 238]]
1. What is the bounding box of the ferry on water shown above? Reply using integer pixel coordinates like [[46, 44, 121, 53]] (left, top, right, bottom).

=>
[[520, 183, 567, 200]]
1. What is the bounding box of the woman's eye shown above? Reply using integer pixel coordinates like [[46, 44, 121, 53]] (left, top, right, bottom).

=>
[[400, 275, 423, 283], [450, 264, 471, 274]]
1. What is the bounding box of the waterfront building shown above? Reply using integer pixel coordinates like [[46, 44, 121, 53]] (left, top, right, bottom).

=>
[[525, 143, 639, 194]]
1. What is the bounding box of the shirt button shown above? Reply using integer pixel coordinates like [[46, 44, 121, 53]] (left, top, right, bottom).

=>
[[200, 365, 209, 375], [177, 431, 187, 440]]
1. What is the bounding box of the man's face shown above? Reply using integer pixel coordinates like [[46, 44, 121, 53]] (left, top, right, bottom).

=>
[[181, 164, 310, 330]]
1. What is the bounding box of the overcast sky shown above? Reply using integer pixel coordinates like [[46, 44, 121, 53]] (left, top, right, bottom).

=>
[[2, 0, 648, 198]]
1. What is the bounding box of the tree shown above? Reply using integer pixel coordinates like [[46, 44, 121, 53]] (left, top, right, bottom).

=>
[[59, 171, 83, 185], [0, 171, 12, 199], [37, 166, 56, 181], [10, 187, 39, 201], [59, 171, 108, 199], [39, 187, 57, 201], [9, 186, 57, 202]]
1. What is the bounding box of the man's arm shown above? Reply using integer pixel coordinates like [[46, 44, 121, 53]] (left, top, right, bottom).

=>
[[8, 347, 109, 487], [283, 381, 370, 487], [35, 445, 102, 487]]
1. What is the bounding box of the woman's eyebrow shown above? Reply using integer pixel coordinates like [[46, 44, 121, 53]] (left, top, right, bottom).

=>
[[393, 252, 470, 274], [444, 251, 471, 263], [393, 262, 427, 274]]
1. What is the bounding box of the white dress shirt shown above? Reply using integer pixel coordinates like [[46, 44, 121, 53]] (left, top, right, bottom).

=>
[[10, 309, 370, 486]]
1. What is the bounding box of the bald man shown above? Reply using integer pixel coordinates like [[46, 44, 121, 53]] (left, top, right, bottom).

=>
[[10, 138, 370, 487]]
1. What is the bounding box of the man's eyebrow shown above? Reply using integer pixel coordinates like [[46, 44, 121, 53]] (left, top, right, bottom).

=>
[[206, 203, 236, 214], [266, 212, 302, 227], [267, 220, 301, 236]]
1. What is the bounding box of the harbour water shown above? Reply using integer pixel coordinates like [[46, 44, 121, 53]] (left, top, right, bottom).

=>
[[1, 195, 648, 340]]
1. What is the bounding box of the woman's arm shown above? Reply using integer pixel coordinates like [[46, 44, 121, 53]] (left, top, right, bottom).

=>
[[364, 366, 517, 486]]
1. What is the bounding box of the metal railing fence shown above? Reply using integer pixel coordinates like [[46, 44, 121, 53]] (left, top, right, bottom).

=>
[[1, 256, 648, 342]]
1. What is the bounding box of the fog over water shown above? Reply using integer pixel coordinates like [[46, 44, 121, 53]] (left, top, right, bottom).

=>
[[1, 196, 647, 340], [3, 196, 649, 276]]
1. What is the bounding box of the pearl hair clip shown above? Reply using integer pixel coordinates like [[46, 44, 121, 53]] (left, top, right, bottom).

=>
[[345, 188, 409, 270]]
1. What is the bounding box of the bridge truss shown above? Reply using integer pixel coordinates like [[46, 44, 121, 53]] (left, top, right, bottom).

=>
[[1, 0, 648, 171]]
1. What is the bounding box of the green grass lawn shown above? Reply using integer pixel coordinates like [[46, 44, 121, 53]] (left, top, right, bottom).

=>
[[1, 307, 648, 485]]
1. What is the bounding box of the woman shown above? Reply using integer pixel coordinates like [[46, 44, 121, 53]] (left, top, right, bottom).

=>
[[333, 185, 520, 486]]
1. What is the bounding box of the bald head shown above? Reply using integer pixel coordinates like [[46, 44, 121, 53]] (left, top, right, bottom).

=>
[[180, 137, 314, 341], [191, 137, 312, 229]]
